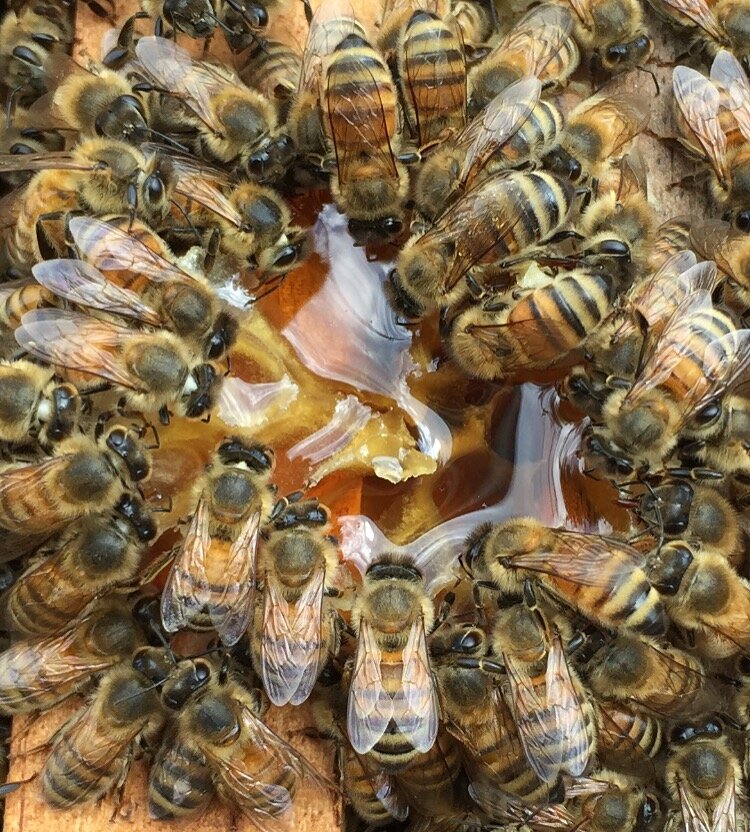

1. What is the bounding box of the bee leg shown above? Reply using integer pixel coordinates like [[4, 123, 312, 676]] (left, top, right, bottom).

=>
[[301, 0, 313, 24], [158, 405, 171, 426], [203, 228, 220, 275], [431, 591, 457, 635]]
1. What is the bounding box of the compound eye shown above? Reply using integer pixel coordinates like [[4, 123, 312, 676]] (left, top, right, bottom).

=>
[[736, 211, 750, 233], [146, 174, 164, 202]]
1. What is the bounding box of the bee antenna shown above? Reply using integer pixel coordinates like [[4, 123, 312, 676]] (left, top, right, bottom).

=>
[[148, 127, 191, 153], [168, 199, 203, 244]]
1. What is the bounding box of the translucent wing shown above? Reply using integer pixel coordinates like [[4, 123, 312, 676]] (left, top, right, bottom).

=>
[[653, 0, 725, 41], [544, 632, 591, 777], [31, 259, 163, 326], [325, 52, 400, 186], [504, 653, 564, 783], [397, 617, 438, 753], [401, 12, 467, 148], [347, 618, 392, 754], [504, 530, 648, 589], [676, 779, 716, 832], [298, 0, 361, 94], [15, 309, 143, 390], [135, 36, 225, 133], [160, 498, 211, 634], [457, 76, 541, 187], [212, 510, 260, 647], [165, 155, 246, 228], [0, 150, 101, 173], [68, 216, 196, 285], [711, 49, 750, 143], [494, 4, 573, 80], [0, 457, 79, 532], [673, 66, 727, 185], [261, 568, 325, 706], [568, 90, 651, 158]]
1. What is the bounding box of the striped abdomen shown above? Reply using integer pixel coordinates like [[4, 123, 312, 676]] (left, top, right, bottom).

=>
[[506, 271, 617, 364], [401, 12, 466, 148], [325, 34, 400, 159], [396, 730, 463, 817], [448, 0, 494, 46], [0, 283, 56, 329], [220, 736, 298, 816], [493, 100, 564, 169], [6, 553, 95, 636], [538, 554, 666, 634], [241, 39, 300, 111], [148, 738, 215, 819], [340, 745, 396, 826], [597, 703, 663, 768]]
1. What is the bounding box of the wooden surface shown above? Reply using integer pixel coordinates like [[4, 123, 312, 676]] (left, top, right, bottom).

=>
[[2, 0, 713, 830]]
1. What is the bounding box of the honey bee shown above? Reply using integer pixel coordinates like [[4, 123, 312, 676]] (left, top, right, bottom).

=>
[[593, 290, 750, 474], [585, 634, 705, 717], [37, 215, 238, 360], [4, 493, 155, 637], [412, 76, 542, 221], [396, 8, 467, 151], [562, 253, 715, 421], [0, 139, 175, 269], [595, 701, 664, 772], [635, 479, 742, 565], [665, 718, 742, 832], [647, 542, 750, 658], [41, 653, 167, 808], [0, 599, 144, 715], [346, 553, 440, 767], [390, 170, 576, 317], [569, 770, 661, 832], [652, 0, 750, 67], [465, 518, 668, 635], [0, 279, 57, 329], [252, 497, 343, 706], [448, 267, 620, 380], [155, 658, 318, 824], [488, 592, 596, 785], [321, 30, 409, 237], [0, 425, 149, 534], [16, 309, 220, 422], [0, 5, 72, 105], [467, 4, 579, 116], [134, 36, 292, 181], [160, 438, 275, 646], [563, 0, 652, 72], [430, 623, 558, 806], [673, 61, 750, 228], [544, 84, 651, 185], [0, 359, 80, 447]]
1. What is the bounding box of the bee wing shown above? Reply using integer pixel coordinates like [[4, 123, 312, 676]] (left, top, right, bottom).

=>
[[0, 628, 114, 708], [402, 13, 467, 148], [325, 54, 400, 186], [689, 219, 736, 275], [711, 50, 750, 143], [261, 567, 325, 707], [504, 652, 564, 784], [569, 91, 651, 158], [677, 779, 716, 832], [711, 773, 737, 832], [457, 76, 541, 188], [160, 498, 212, 634], [673, 66, 728, 186], [15, 309, 144, 390], [494, 3, 573, 80], [347, 618, 393, 754], [165, 156, 246, 228], [370, 766, 409, 821], [68, 216, 195, 285], [565, 0, 595, 28], [135, 36, 224, 134], [299, 0, 361, 93], [506, 531, 647, 588], [396, 617, 439, 753], [656, 0, 726, 40], [616, 150, 649, 202], [48, 706, 139, 800], [596, 703, 658, 776], [31, 259, 163, 327], [544, 631, 591, 777], [0, 150, 100, 173]]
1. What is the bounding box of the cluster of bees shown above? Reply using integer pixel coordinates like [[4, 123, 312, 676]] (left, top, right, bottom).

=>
[[3, 0, 750, 829]]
